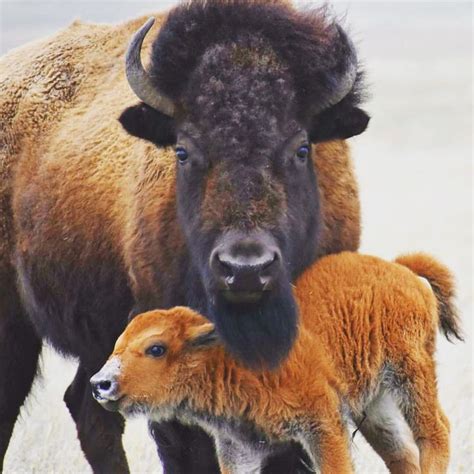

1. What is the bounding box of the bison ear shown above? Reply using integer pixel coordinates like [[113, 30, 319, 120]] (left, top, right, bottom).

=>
[[119, 102, 177, 147], [187, 323, 219, 349], [308, 104, 370, 143]]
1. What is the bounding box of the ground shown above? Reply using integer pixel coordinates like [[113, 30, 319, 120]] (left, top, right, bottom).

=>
[[2, 1, 472, 473]]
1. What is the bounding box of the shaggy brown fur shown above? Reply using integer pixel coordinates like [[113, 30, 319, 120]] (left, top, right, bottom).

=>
[[95, 252, 460, 473], [1, 14, 362, 334], [1, 5, 360, 472]]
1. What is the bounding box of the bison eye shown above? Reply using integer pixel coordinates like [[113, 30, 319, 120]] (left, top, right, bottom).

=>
[[145, 344, 167, 358], [296, 145, 310, 161], [175, 146, 188, 164]]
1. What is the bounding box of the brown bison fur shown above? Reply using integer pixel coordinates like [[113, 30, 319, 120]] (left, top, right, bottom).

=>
[[1, 2, 363, 472], [94, 252, 461, 473]]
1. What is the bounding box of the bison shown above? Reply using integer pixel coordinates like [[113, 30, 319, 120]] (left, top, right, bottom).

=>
[[0, 0, 369, 472], [92, 252, 461, 473]]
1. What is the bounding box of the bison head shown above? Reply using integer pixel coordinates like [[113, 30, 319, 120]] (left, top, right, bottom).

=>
[[120, 1, 369, 368]]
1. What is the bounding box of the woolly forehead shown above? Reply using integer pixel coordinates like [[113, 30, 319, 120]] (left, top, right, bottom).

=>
[[181, 38, 298, 154], [149, 0, 363, 128]]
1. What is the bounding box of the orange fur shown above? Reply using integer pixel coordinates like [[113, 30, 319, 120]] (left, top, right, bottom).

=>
[[102, 252, 457, 473]]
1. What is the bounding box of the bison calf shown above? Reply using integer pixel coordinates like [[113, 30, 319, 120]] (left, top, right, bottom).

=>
[[92, 252, 461, 473]]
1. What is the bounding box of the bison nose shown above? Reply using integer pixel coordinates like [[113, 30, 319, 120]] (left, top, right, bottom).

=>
[[210, 231, 282, 302]]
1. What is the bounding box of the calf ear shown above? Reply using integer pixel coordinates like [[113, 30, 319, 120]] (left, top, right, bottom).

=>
[[187, 323, 219, 348], [119, 102, 177, 147], [309, 104, 370, 143]]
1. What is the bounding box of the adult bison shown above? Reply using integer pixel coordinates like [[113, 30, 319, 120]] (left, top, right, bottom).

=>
[[0, 0, 369, 472]]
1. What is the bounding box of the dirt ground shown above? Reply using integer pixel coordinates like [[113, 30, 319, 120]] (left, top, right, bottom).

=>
[[2, 1, 472, 473]]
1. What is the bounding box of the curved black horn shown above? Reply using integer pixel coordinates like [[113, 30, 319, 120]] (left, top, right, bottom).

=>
[[316, 25, 358, 113], [125, 17, 176, 117]]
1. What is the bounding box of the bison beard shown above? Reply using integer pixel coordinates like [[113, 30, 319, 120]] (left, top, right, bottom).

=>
[[178, 232, 300, 369], [209, 277, 298, 369]]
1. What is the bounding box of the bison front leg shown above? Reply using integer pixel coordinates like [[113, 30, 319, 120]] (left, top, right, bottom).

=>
[[64, 366, 129, 474], [262, 444, 311, 474], [149, 420, 220, 473], [0, 278, 41, 471]]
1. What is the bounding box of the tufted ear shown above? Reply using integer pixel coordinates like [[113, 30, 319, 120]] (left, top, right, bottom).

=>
[[187, 322, 219, 349], [119, 102, 177, 147], [309, 103, 370, 143]]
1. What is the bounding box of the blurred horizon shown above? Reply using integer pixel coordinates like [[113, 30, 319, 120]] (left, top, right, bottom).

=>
[[1, 1, 472, 57]]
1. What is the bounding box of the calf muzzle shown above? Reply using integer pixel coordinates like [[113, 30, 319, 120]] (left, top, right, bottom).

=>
[[90, 358, 122, 411]]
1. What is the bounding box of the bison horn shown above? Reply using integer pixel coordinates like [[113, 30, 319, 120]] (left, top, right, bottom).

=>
[[125, 17, 176, 117], [318, 25, 358, 113]]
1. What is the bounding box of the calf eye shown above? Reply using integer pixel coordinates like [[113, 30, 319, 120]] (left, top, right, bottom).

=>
[[295, 145, 310, 161], [175, 146, 188, 164], [145, 344, 167, 358]]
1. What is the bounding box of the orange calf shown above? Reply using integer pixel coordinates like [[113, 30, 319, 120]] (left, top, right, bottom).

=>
[[92, 252, 461, 473]]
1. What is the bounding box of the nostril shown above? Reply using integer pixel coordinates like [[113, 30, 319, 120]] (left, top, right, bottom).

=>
[[98, 380, 112, 392], [211, 252, 235, 281], [261, 252, 279, 270], [216, 255, 234, 274]]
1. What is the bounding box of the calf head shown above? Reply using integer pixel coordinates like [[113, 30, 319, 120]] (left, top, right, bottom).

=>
[[119, 1, 369, 368], [90, 307, 218, 416]]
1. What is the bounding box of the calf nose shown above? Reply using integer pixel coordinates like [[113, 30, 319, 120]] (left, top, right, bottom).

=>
[[210, 231, 282, 297], [90, 375, 118, 401], [90, 359, 121, 402]]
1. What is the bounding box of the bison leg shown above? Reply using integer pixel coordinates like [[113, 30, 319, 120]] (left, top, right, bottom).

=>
[[150, 421, 311, 473], [149, 420, 219, 473], [262, 444, 311, 474], [64, 366, 129, 474], [0, 284, 41, 471]]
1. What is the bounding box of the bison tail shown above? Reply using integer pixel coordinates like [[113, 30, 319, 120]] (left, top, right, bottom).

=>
[[395, 253, 463, 342]]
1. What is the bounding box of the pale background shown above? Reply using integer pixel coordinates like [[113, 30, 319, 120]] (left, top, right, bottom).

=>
[[1, 1, 472, 472]]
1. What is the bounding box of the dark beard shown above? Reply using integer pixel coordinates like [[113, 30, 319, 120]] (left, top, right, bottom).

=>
[[208, 277, 298, 370]]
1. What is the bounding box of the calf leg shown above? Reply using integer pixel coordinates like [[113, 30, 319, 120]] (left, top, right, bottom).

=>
[[64, 366, 129, 474], [392, 357, 450, 474], [359, 390, 420, 473], [0, 289, 41, 471], [215, 436, 265, 474], [300, 415, 353, 474], [151, 422, 309, 474]]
